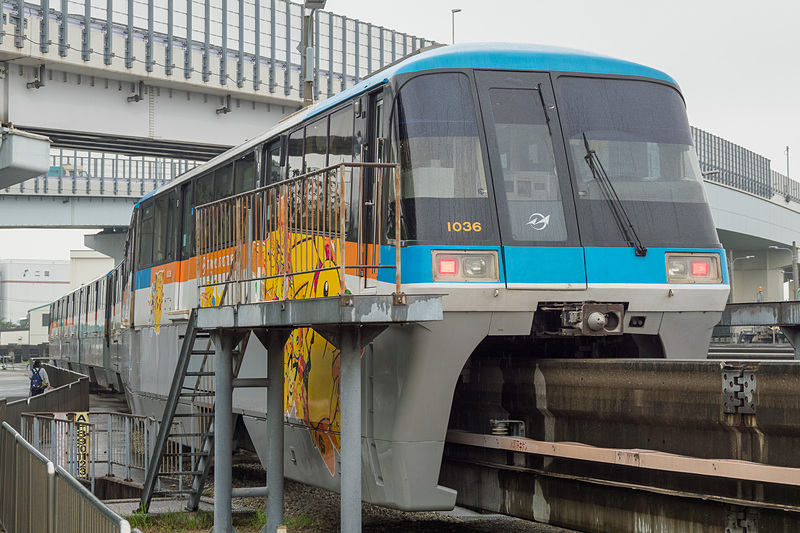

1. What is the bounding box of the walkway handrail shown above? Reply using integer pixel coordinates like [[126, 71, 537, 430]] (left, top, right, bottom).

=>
[[195, 162, 402, 306], [0, 421, 137, 533]]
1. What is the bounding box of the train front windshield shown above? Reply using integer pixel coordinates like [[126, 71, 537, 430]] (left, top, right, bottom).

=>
[[557, 76, 720, 248], [391, 71, 719, 249]]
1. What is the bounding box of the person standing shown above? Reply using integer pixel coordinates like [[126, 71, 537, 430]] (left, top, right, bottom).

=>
[[29, 360, 50, 396]]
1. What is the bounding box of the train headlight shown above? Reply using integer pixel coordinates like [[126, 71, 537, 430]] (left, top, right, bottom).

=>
[[665, 253, 722, 283], [432, 251, 499, 282]]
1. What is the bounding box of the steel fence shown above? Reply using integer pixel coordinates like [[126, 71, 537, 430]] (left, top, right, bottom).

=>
[[196, 162, 401, 306], [0, 0, 435, 100], [692, 126, 800, 203], [22, 411, 198, 498], [0, 421, 137, 533], [2, 149, 200, 198]]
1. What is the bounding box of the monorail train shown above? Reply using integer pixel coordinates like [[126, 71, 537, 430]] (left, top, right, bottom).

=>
[[49, 43, 729, 511]]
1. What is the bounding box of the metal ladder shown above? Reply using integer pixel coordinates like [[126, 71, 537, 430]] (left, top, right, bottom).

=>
[[140, 309, 248, 512]]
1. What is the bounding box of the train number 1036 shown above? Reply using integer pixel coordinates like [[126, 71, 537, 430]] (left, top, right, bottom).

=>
[[446, 221, 482, 232]]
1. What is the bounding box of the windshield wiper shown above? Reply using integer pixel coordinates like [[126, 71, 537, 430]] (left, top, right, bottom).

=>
[[582, 134, 647, 257]]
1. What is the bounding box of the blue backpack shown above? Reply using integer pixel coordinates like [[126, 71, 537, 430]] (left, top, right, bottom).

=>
[[31, 368, 43, 390]]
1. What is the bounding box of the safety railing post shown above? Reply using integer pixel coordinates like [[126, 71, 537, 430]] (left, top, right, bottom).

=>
[[395, 165, 402, 295], [125, 416, 131, 480], [339, 165, 347, 294], [33, 416, 40, 452], [107, 413, 113, 477]]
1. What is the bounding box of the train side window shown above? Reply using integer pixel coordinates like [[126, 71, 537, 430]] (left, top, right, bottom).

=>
[[329, 106, 355, 232], [329, 106, 355, 165], [138, 202, 155, 267], [305, 118, 327, 174], [214, 163, 234, 199], [197, 173, 214, 207], [287, 129, 304, 178], [153, 193, 174, 263], [234, 152, 256, 194], [266, 141, 281, 185], [181, 182, 195, 260]]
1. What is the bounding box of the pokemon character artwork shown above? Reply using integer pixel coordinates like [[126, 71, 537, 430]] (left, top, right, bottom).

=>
[[149, 270, 165, 333], [257, 228, 344, 476]]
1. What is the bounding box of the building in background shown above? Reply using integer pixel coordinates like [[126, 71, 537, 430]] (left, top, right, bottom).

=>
[[0, 251, 113, 362], [0, 259, 69, 324], [69, 250, 115, 290]]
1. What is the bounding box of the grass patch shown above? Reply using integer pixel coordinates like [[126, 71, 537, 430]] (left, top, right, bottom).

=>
[[284, 513, 324, 529], [124, 509, 322, 532], [124, 509, 213, 532]]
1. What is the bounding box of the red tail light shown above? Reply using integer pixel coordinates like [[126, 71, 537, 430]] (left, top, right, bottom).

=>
[[691, 261, 709, 277], [439, 259, 458, 275]]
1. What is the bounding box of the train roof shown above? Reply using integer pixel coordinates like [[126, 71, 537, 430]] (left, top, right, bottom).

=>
[[139, 42, 676, 205]]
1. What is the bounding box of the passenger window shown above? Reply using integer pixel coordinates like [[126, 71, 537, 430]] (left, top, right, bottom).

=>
[[138, 202, 154, 267], [304, 119, 327, 174], [197, 173, 214, 206], [214, 164, 234, 199], [329, 107, 355, 165], [153, 193, 175, 263], [266, 141, 281, 185], [181, 182, 195, 260], [287, 130, 304, 178], [234, 152, 256, 194]]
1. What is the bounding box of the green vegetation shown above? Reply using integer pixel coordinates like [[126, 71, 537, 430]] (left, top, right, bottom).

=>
[[284, 513, 324, 529], [125, 509, 213, 532]]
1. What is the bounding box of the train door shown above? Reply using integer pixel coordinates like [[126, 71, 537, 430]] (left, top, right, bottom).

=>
[[177, 180, 195, 312], [474, 71, 586, 290], [355, 91, 384, 291]]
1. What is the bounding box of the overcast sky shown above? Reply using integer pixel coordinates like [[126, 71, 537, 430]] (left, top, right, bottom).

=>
[[1, 0, 798, 261], [334, 0, 798, 171]]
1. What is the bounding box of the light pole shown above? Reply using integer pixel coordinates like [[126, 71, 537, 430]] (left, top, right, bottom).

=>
[[451, 9, 461, 44], [302, 1, 327, 107], [769, 243, 799, 300], [729, 255, 754, 303]]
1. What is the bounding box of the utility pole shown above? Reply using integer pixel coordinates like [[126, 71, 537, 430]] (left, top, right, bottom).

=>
[[302, 1, 327, 107]]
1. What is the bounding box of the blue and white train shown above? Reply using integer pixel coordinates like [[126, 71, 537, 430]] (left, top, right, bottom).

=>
[[50, 43, 728, 511]]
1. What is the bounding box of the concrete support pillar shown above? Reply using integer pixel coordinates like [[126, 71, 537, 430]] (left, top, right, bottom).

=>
[[264, 330, 288, 533], [212, 330, 235, 533], [339, 326, 361, 532]]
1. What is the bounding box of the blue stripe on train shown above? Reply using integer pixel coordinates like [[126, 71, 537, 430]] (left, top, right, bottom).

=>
[[378, 245, 728, 285], [135, 268, 151, 290]]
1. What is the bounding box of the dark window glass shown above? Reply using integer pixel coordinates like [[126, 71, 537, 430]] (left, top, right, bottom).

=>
[[267, 142, 281, 184], [153, 194, 172, 263], [287, 130, 304, 178], [197, 173, 214, 206], [234, 152, 256, 193], [305, 119, 327, 174], [329, 106, 354, 165], [557, 76, 719, 248], [214, 163, 234, 199], [392, 73, 494, 243], [42, 313, 50, 327], [138, 203, 154, 267], [181, 183, 195, 259], [486, 88, 566, 242]]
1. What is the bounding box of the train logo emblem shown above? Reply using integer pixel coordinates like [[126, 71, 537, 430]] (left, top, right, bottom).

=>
[[526, 213, 550, 231]]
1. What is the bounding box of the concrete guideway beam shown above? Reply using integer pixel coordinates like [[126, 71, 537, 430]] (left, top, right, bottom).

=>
[[720, 301, 800, 359]]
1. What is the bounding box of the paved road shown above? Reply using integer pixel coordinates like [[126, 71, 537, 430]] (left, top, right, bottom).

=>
[[0, 364, 32, 400]]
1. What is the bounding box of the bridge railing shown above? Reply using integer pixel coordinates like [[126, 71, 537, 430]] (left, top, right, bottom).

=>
[[693, 126, 800, 204], [2, 150, 199, 197], [196, 162, 401, 306], [1, 0, 435, 101]]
